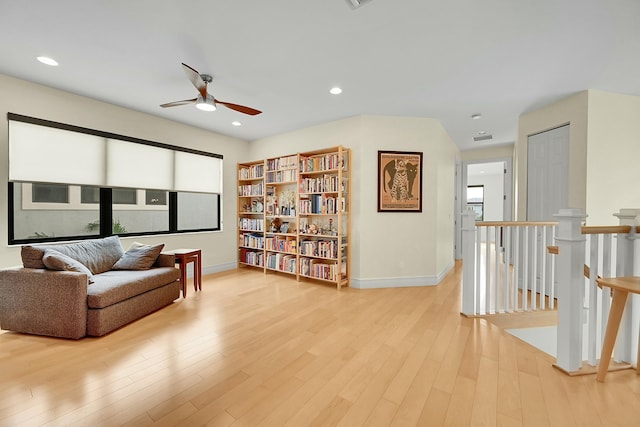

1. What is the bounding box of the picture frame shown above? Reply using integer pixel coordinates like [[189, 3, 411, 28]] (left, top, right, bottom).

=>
[[377, 150, 423, 212]]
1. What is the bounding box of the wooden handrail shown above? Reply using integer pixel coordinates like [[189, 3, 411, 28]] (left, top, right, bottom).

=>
[[476, 221, 558, 227], [547, 245, 559, 254], [581, 225, 631, 235]]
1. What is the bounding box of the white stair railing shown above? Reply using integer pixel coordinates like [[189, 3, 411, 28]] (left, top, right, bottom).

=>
[[461, 210, 558, 316], [462, 207, 640, 374]]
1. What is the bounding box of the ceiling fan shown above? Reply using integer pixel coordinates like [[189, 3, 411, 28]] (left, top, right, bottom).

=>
[[160, 63, 262, 116]]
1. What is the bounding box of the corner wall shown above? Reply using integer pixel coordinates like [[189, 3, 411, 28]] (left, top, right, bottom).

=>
[[515, 91, 588, 220], [250, 115, 459, 288], [0, 74, 248, 272]]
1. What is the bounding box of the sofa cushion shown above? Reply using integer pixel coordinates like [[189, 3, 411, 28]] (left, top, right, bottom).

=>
[[112, 242, 164, 270], [87, 267, 180, 309], [42, 249, 94, 283], [21, 236, 125, 274]]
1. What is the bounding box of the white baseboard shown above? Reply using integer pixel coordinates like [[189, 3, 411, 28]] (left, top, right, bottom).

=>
[[192, 261, 237, 277], [199, 260, 456, 290], [350, 261, 455, 289]]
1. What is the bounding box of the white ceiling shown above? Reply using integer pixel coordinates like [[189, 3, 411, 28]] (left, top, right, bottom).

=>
[[1, 0, 638, 151]]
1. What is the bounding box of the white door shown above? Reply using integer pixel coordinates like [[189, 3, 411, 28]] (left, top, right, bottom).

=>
[[527, 125, 569, 221], [527, 124, 570, 297]]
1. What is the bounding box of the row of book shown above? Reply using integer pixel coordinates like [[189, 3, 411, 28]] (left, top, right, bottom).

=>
[[299, 153, 344, 173], [265, 169, 297, 183], [239, 218, 264, 231], [239, 233, 264, 249], [299, 258, 344, 281], [240, 248, 264, 266], [299, 175, 345, 193], [238, 164, 264, 180], [299, 195, 344, 214], [299, 239, 339, 258], [265, 236, 297, 253], [266, 253, 296, 273], [266, 155, 298, 171], [238, 183, 263, 196]]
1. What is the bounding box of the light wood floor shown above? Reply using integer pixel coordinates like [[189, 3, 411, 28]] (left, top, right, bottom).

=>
[[1, 262, 639, 426]]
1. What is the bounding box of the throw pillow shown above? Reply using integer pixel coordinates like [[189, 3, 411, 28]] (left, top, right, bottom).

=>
[[42, 249, 94, 283], [112, 242, 165, 270], [21, 236, 125, 274]]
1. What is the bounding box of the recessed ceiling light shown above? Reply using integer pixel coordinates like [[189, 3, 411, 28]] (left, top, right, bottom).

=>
[[329, 87, 342, 95], [471, 113, 482, 120], [477, 130, 487, 135], [37, 56, 58, 66], [232, 121, 241, 127]]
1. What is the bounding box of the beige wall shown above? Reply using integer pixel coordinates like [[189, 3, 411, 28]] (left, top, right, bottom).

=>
[[0, 74, 248, 272], [515, 90, 640, 224], [586, 90, 640, 225], [461, 144, 514, 162], [251, 115, 459, 287], [515, 91, 588, 220]]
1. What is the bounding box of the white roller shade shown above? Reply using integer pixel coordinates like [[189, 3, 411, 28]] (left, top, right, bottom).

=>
[[106, 139, 174, 190], [9, 120, 105, 185], [174, 151, 222, 193]]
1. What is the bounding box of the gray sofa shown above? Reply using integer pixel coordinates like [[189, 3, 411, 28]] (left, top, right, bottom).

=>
[[0, 236, 181, 339]]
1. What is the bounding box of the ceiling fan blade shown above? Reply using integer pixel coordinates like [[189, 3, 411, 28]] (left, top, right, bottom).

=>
[[160, 98, 197, 108], [216, 100, 262, 116], [181, 63, 207, 98]]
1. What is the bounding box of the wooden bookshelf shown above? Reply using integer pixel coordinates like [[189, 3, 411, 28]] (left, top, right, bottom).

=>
[[237, 160, 265, 269], [237, 146, 350, 289]]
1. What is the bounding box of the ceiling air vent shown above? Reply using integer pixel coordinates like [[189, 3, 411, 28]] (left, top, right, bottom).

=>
[[345, 0, 374, 9], [473, 134, 493, 142]]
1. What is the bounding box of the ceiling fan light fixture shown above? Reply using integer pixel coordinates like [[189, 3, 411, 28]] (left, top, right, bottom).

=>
[[37, 56, 58, 66], [196, 94, 216, 111]]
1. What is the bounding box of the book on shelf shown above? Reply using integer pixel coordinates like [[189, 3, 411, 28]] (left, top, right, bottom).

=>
[[266, 155, 298, 171], [238, 183, 263, 196], [300, 153, 343, 173], [238, 163, 264, 180]]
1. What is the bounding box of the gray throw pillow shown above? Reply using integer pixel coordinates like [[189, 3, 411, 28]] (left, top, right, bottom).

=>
[[112, 242, 165, 270], [42, 249, 94, 283]]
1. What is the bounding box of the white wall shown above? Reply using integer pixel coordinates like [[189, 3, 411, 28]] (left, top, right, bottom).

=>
[[586, 90, 640, 225], [0, 74, 248, 272], [250, 115, 459, 288]]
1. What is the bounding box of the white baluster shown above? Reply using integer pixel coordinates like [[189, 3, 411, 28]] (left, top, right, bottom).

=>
[[588, 234, 600, 366]]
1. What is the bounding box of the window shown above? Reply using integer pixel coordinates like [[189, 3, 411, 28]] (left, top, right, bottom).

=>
[[32, 183, 68, 203], [467, 185, 484, 221], [8, 113, 223, 244], [113, 188, 137, 205]]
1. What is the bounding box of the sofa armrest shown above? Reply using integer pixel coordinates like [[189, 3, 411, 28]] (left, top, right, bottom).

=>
[[0, 267, 88, 339], [154, 253, 176, 268]]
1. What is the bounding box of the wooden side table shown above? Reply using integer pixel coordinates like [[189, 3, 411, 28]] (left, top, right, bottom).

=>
[[595, 276, 640, 382], [164, 249, 202, 298]]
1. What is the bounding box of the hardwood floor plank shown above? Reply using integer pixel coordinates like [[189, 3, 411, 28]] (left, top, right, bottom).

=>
[[1, 263, 639, 426]]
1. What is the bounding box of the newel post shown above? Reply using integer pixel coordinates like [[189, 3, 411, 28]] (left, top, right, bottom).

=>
[[612, 208, 640, 363], [554, 208, 587, 373], [461, 210, 477, 316]]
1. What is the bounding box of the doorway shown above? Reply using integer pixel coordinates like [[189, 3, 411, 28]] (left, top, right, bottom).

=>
[[455, 158, 512, 259]]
